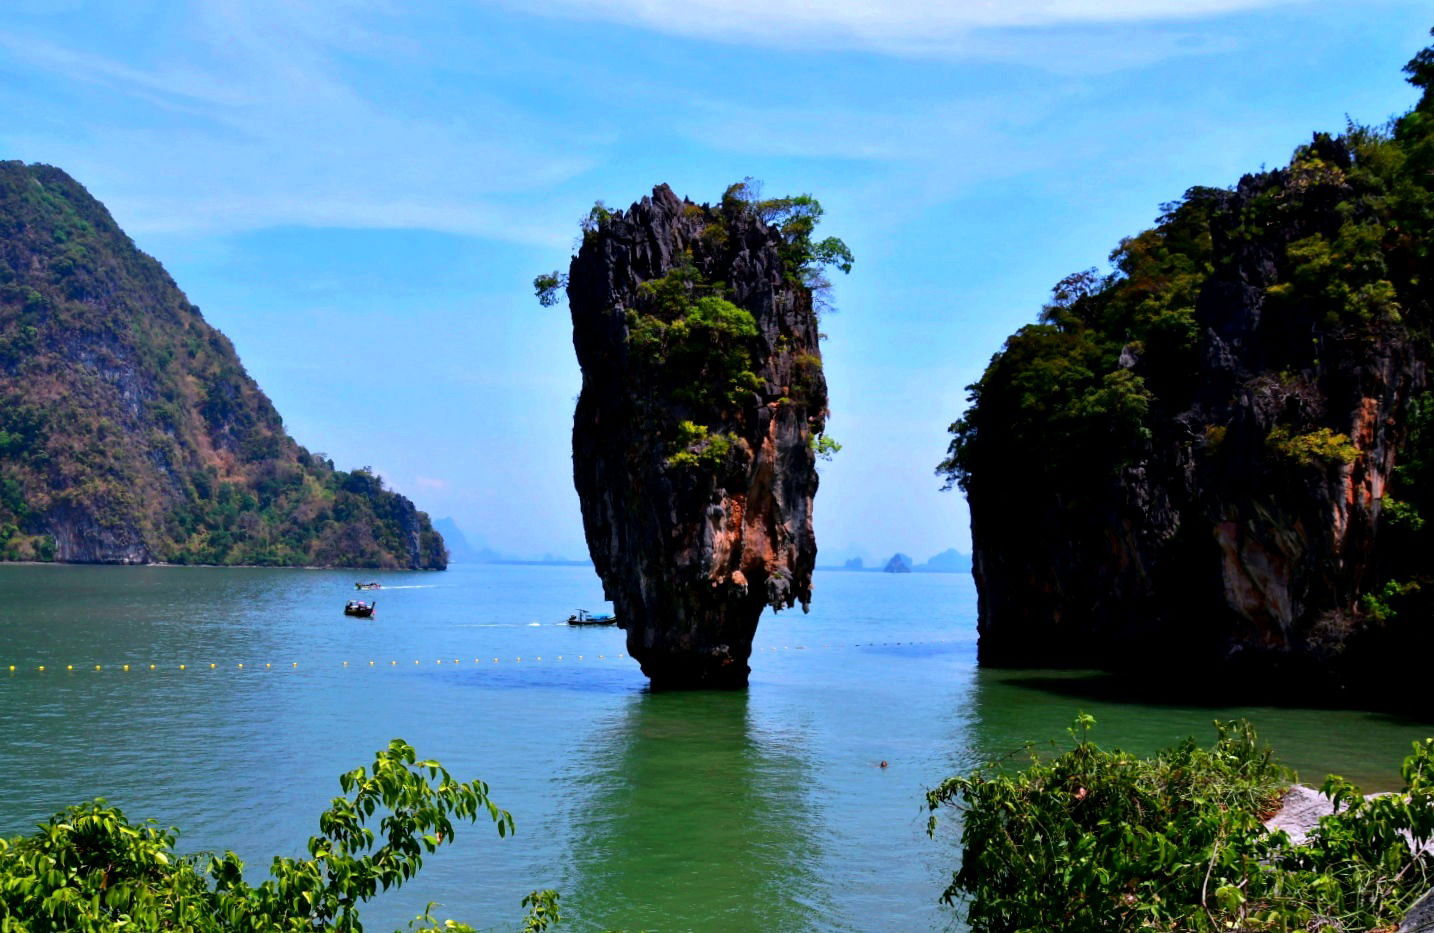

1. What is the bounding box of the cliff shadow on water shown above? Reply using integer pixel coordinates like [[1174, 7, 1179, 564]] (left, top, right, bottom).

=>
[[552, 690, 831, 930], [962, 666, 1434, 792]]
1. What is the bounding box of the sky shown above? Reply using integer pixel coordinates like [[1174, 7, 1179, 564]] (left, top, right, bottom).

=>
[[0, 1, 1430, 564]]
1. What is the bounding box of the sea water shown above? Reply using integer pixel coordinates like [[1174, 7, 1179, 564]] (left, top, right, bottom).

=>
[[0, 563, 1429, 931]]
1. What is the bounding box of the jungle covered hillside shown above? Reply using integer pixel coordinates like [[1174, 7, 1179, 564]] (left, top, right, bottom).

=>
[[0, 162, 445, 569]]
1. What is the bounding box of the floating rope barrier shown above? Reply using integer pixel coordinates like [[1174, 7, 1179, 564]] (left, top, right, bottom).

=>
[[1, 640, 962, 674]]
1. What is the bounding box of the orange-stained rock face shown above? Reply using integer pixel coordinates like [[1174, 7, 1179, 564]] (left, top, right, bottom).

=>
[[566, 185, 826, 689], [962, 134, 1427, 695]]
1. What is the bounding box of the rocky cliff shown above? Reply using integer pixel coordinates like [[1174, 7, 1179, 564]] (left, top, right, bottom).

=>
[[0, 162, 446, 569], [942, 40, 1434, 697], [561, 183, 845, 688]]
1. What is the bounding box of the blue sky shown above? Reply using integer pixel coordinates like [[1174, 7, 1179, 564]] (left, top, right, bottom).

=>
[[1, 1, 1430, 563]]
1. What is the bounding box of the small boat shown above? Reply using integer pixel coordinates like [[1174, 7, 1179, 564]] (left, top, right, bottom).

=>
[[355, 582, 382, 590], [344, 600, 376, 618], [566, 608, 618, 626]]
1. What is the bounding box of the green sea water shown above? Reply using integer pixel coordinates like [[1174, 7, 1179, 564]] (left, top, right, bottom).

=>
[[0, 563, 1429, 931]]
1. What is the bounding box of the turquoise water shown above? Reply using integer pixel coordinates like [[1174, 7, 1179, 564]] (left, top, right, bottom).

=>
[[0, 563, 1429, 931]]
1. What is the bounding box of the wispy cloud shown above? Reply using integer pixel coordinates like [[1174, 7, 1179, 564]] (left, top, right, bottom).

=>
[[0, 0, 591, 242], [503, 0, 1297, 56]]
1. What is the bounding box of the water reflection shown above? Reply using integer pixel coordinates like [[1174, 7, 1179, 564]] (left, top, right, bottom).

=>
[[963, 667, 1434, 791], [557, 690, 829, 931]]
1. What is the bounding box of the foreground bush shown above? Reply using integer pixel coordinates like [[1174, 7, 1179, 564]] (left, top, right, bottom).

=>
[[0, 739, 558, 931], [928, 717, 1434, 932]]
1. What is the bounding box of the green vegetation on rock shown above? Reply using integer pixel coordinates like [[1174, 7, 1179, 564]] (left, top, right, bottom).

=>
[[543, 180, 850, 478], [0, 162, 445, 568]]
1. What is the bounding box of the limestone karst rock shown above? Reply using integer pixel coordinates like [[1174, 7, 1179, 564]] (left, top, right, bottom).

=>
[[564, 183, 840, 689], [946, 129, 1432, 695]]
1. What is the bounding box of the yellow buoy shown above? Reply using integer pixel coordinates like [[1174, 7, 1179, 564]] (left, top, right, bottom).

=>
[[179, 664, 186, 670], [209, 663, 216, 669], [237, 663, 244, 669], [37, 665, 45, 672], [123, 665, 129, 671], [149, 664, 155, 670], [66, 665, 73, 671]]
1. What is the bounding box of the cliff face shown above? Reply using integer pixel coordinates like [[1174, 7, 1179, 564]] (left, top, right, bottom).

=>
[[566, 184, 831, 689], [0, 162, 446, 569], [946, 66, 1434, 695]]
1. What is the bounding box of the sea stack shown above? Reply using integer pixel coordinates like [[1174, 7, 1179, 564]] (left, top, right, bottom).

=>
[[563, 183, 841, 689]]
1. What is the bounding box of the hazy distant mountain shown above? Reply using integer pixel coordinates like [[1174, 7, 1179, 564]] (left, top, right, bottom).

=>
[[883, 553, 913, 573], [432, 518, 478, 563], [915, 548, 972, 573]]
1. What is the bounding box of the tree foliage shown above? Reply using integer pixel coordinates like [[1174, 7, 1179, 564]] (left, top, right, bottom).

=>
[[929, 717, 1434, 932], [0, 740, 558, 932]]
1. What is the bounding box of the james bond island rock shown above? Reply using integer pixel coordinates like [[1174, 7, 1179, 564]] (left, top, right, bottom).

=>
[[547, 182, 849, 689], [0, 162, 446, 568], [940, 37, 1434, 700]]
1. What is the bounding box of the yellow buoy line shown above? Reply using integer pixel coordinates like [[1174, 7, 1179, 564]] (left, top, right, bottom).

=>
[[2, 639, 961, 674]]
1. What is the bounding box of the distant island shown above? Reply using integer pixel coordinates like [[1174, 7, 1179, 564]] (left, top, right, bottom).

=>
[[819, 548, 972, 573], [0, 163, 445, 569], [430, 518, 591, 566]]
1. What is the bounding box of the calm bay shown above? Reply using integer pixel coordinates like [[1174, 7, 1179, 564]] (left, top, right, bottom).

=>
[[0, 563, 1429, 931]]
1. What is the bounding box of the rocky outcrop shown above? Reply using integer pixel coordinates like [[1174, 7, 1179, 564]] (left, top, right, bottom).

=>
[[952, 123, 1434, 694], [1264, 784, 1434, 930], [0, 162, 446, 569], [566, 184, 829, 689]]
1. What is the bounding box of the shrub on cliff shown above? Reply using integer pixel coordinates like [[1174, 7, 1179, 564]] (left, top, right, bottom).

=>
[[928, 718, 1434, 932], [0, 740, 558, 932]]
